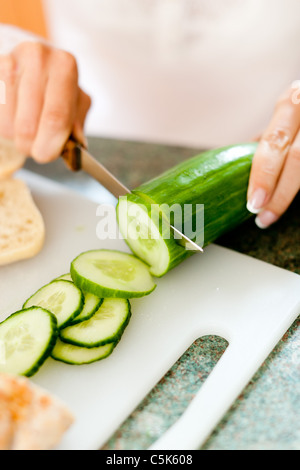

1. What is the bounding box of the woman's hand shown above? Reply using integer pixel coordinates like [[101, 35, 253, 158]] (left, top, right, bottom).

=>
[[0, 41, 91, 162], [247, 83, 300, 228]]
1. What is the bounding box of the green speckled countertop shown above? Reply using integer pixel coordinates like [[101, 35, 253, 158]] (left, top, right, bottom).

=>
[[25, 137, 300, 451]]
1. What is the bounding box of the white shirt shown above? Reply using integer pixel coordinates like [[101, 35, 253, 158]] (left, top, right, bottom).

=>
[[2, 0, 300, 147]]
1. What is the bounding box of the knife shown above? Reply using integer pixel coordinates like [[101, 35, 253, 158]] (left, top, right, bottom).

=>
[[61, 138, 203, 252]]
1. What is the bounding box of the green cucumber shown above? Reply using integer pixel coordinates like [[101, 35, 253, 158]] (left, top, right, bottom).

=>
[[71, 249, 156, 298], [59, 298, 131, 348], [51, 338, 115, 365], [23, 280, 84, 329], [55, 273, 103, 325], [117, 143, 257, 277], [68, 293, 103, 326], [55, 273, 73, 282], [0, 307, 58, 377]]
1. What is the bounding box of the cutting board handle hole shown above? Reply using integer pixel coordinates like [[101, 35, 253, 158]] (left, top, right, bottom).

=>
[[102, 335, 229, 450]]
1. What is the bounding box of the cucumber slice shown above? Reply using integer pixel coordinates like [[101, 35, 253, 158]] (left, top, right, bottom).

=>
[[117, 196, 172, 277], [0, 307, 58, 377], [56, 273, 73, 282], [23, 280, 84, 329], [60, 298, 131, 348], [54, 273, 103, 326], [68, 293, 103, 326], [117, 143, 257, 277], [71, 250, 156, 298], [51, 338, 115, 365]]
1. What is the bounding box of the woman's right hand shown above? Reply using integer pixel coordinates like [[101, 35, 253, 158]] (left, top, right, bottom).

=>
[[0, 41, 91, 162]]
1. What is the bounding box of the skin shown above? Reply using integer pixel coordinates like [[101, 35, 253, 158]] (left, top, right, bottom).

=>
[[247, 85, 300, 228], [0, 42, 91, 161], [0, 42, 299, 228]]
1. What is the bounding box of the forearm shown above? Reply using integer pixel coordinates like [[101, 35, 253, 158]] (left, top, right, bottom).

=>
[[0, 24, 45, 54]]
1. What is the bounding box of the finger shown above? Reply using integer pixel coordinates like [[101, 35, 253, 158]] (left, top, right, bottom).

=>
[[71, 88, 92, 148], [13, 43, 48, 156], [255, 130, 300, 228], [247, 87, 300, 213], [31, 50, 79, 162], [0, 54, 18, 139]]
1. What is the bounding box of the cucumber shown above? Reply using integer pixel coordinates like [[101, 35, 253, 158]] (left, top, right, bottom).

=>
[[56, 273, 73, 282], [0, 307, 58, 377], [51, 338, 115, 365], [23, 280, 84, 329], [117, 143, 258, 277], [54, 273, 103, 326], [59, 298, 131, 348], [68, 293, 103, 326], [71, 249, 156, 298]]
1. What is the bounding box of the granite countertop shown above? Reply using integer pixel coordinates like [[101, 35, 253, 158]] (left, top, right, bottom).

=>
[[25, 137, 300, 450]]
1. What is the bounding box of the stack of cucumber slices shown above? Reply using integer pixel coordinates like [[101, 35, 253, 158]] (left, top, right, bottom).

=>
[[0, 249, 156, 377], [0, 144, 258, 378]]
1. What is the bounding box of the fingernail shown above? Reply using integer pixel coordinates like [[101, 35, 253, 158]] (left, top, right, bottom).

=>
[[82, 135, 88, 149], [255, 211, 278, 229], [76, 132, 88, 149], [246, 188, 267, 214], [73, 125, 88, 148]]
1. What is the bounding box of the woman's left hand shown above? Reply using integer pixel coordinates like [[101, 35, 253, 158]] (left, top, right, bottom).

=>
[[247, 82, 300, 228]]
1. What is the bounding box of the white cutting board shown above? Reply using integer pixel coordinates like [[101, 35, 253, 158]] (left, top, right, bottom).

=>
[[0, 170, 299, 451]]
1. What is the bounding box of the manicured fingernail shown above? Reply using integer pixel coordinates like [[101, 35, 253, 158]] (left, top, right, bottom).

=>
[[255, 211, 278, 229], [246, 188, 267, 214]]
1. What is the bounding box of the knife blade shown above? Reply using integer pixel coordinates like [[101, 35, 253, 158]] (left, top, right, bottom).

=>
[[61, 138, 203, 252]]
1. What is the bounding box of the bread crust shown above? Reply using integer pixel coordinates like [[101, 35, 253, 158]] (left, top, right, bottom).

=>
[[0, 138, 26, 180], [0, 179, 45, 266]]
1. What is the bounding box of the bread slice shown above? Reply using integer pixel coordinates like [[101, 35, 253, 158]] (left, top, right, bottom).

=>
[[0, 179, 45, 266], [0, 137, 26, 180], [0, 373, 74, 450]]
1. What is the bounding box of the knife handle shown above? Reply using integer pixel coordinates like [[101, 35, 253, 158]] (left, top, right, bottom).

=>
[[61, 137, 83, 172]]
